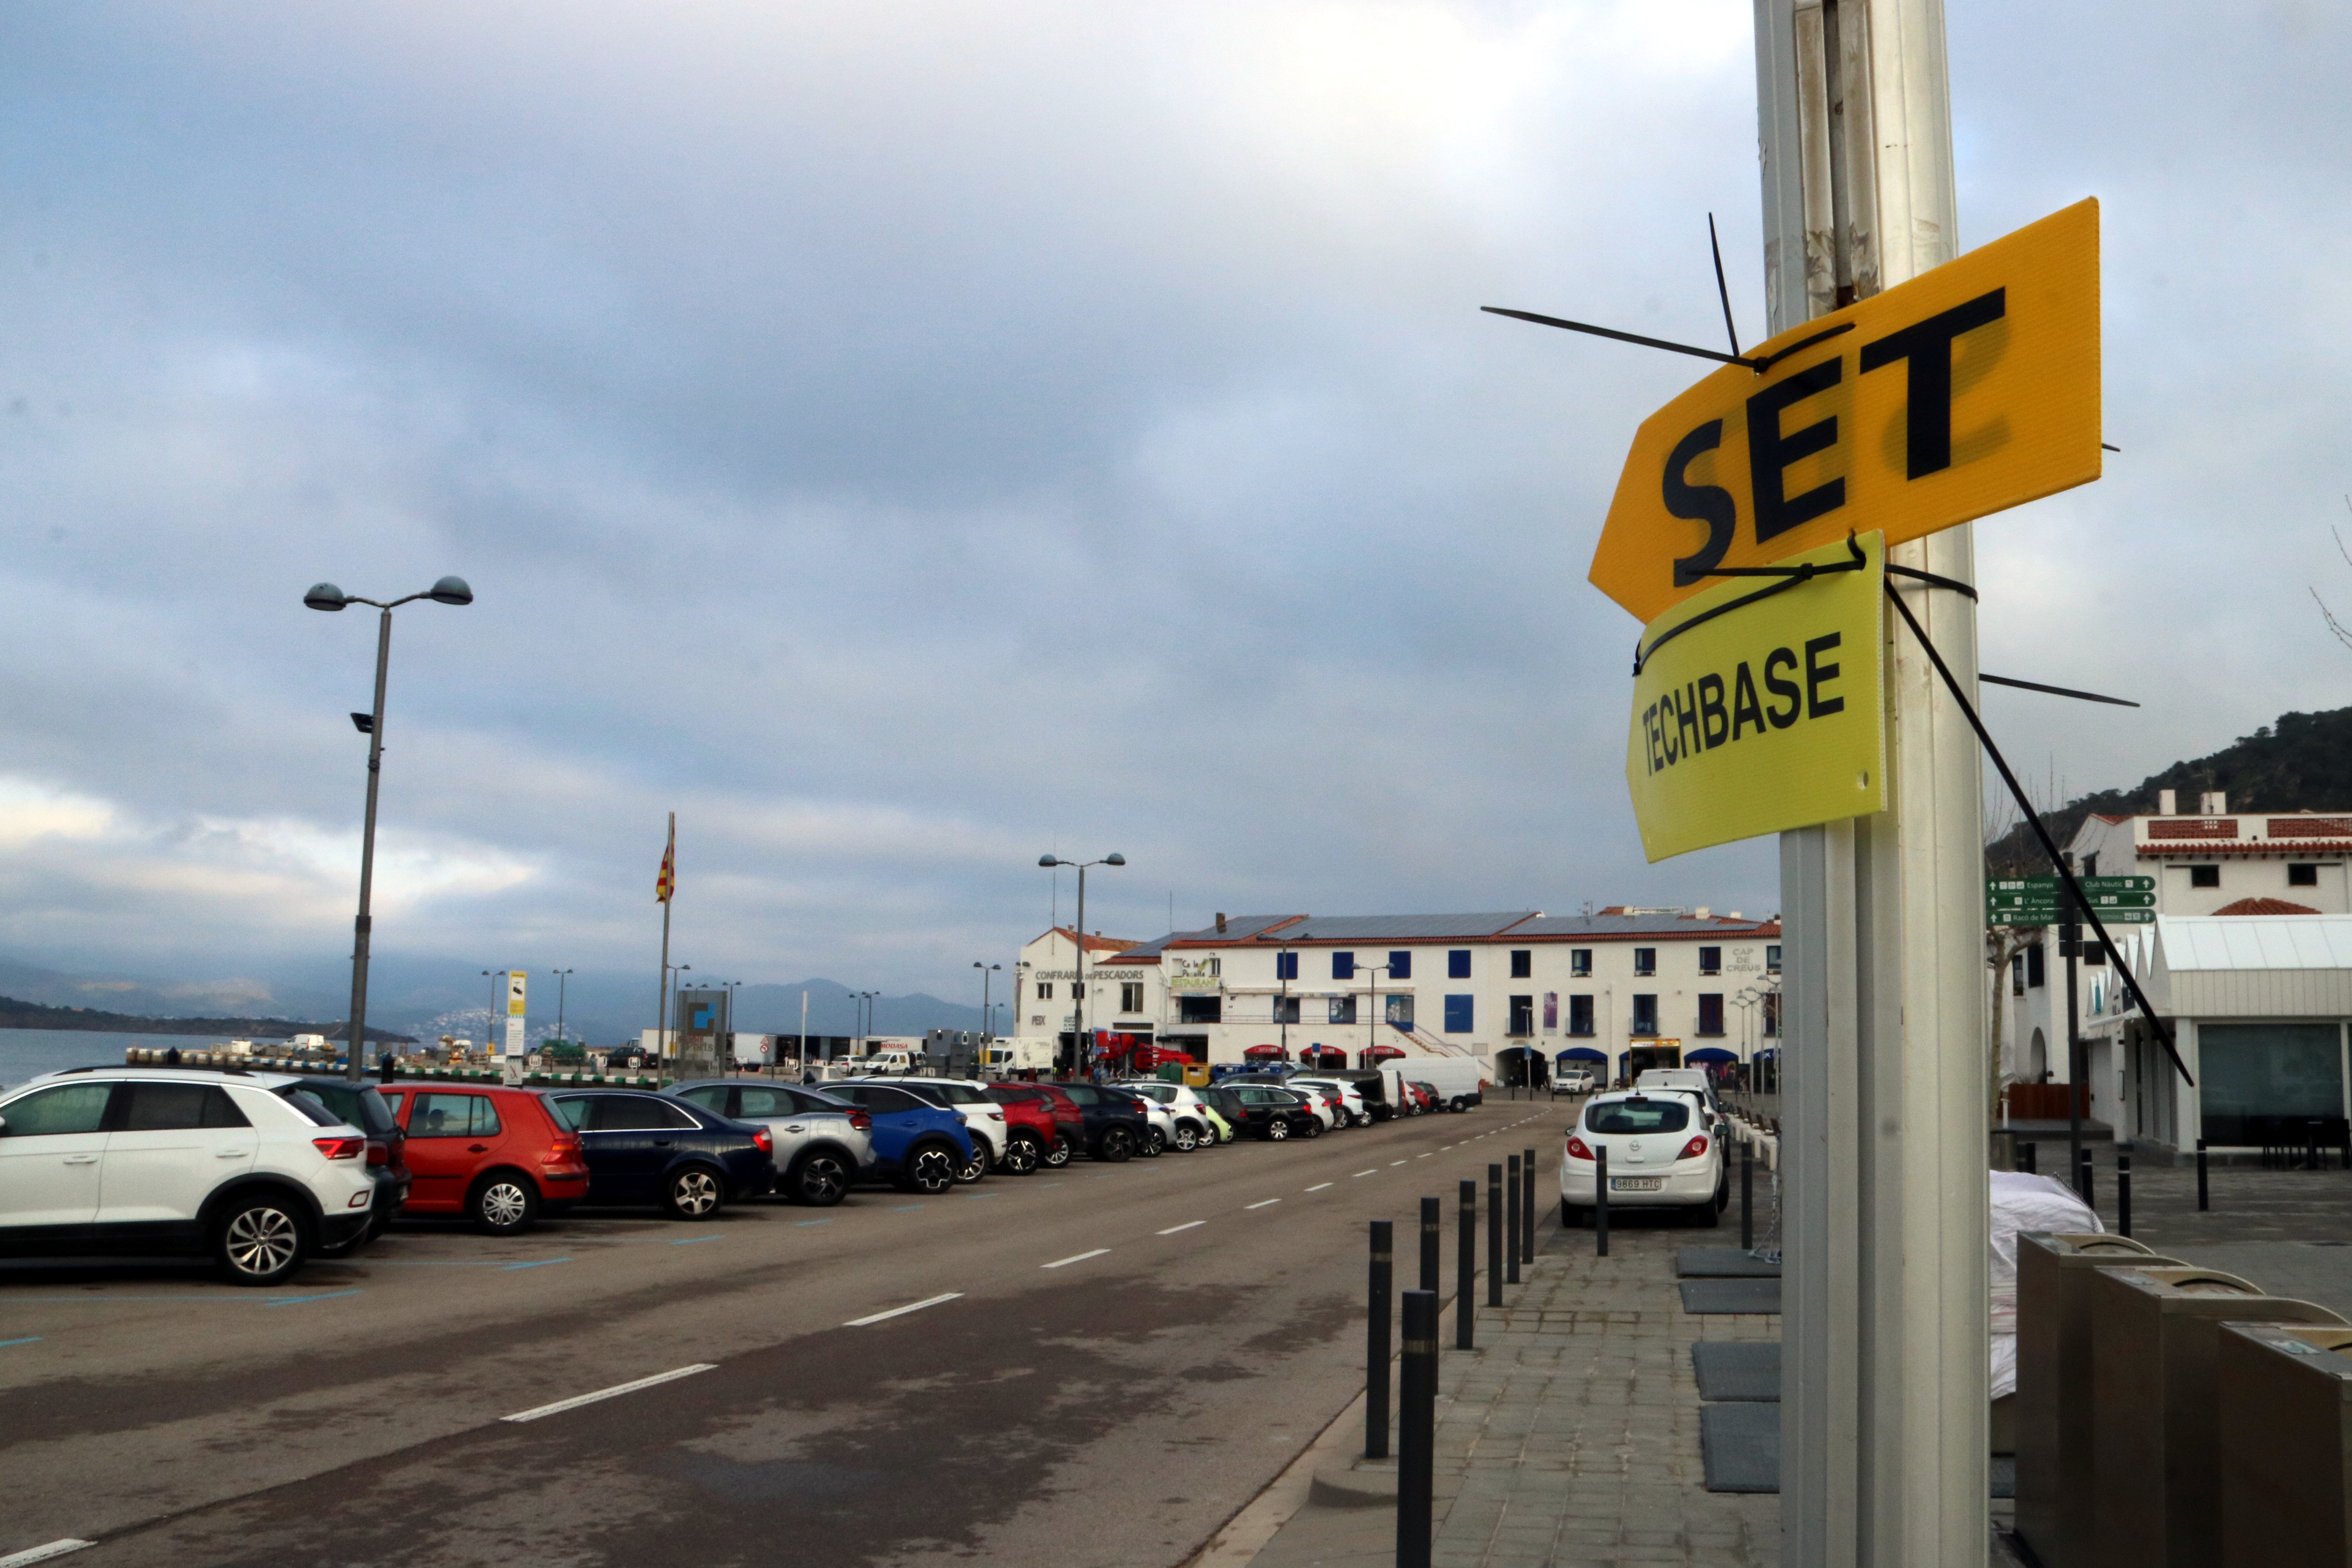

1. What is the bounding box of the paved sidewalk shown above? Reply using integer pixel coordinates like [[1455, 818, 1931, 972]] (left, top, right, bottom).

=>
[[1246, 1213, 1780, 1568]]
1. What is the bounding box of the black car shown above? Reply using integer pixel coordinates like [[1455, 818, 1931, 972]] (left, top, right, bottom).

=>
[[1221, 1085, 1323, 1141], [538, 1089, 776, 1218], [278, 1075, 409, 1244], [1045, 1081, 1155, 1162]]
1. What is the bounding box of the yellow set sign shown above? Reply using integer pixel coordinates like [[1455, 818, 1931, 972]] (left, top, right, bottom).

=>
[[1626, 533, 1886, 862], [1590, 199, 2100, 624]]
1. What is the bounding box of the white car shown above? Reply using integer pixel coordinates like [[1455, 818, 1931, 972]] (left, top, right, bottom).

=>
[[1551, 1068, 1596, 1097], [1116, 1081, 1221, 1150], [1099, 1085, 1179, 1155], [1289, 1077, 1373, 1128], [1559, 1089, 1727, 1228], [0, 1067, 377, 1284]]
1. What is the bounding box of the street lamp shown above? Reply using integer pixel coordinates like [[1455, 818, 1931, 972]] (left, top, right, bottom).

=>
[[1038, 853, 1125, 1077], [550, 968, 574, 1052], [974, 962, 1001, 1043], [1358, 961, 1393, 1065], [726, 979, 743, 1070], [308, 574, 472, 1080], [481, 969, 502, 1059]]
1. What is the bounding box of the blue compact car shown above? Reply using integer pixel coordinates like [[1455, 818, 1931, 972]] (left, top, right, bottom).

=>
[[539, 1089, 776, 1219], [803, 1082, 975, 1194]]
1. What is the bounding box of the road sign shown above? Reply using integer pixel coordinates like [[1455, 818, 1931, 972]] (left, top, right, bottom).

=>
[[1588, 199, 2101, 623], [1625, 531, 1884, 861], [2078, 876, 2155, 893]]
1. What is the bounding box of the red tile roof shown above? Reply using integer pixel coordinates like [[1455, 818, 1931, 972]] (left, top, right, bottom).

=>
[[2210, 897, 2323, 916], [1045, 926, 1141, 955]]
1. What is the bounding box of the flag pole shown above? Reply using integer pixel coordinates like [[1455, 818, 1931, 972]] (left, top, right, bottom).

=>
[[655, 812, 674, 1073]]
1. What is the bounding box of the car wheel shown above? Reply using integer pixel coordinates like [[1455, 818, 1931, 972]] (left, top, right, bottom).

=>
[[1044, 1135, 1075, 1169], [792, 1150, 852, 1207], [1687, 1195, 1721, 1229], [1561, 1201, 1586, 1229], [1449, 1097, 1467, 1113], [1171, 1123, 1199, 1153], [1142, 1127, 1166, 1157], [215, 1195, 307, 1286], [470, 1172, 538, 1235], [664, 1166, 726, 1220], [1300, 1116, 1323, 1140], [953, 1144, 989, 1184], [1002, 1134, 1042, 1175], [903, 1144, 957, 1194], [1096, 1126, 1135, 1163], [1265, 1119, 1290, 1141]]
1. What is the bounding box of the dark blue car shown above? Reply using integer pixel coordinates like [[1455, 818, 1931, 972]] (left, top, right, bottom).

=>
[[804, 1082, 974, 1194], [539, 1089, 775, 1219]]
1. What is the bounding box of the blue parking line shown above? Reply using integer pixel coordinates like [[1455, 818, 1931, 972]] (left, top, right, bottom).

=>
[[796, 1219, 834, 1227], [957, 1192, 1000, 1199], [500, 1257, 572, 1271], [893, 1204, 925, 1211], [261, 1289, 365, 1307], [670, 1236, 722, 1246], [0, 1336, 40, 1348], [372, 1260, 507, 1267]]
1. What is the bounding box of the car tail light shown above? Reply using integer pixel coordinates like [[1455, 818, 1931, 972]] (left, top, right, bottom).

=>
[[1565, 1135, 1595, 1161], [752, 1127, 774, 1155], [365, 1139, 391, 1167], [547, 1132, 582, 1161], [1680, 1135, 1710, 1161], [313, 1136, 366, 1161], [849, 1111, 872, 1131]]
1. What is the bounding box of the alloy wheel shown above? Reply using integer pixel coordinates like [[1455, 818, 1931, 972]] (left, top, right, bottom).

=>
[[670, 1168, 722, 1218], [797, 1153, 850, 1205], [909, 1147, 957, 1192], [223, 1205, 299, 1280]]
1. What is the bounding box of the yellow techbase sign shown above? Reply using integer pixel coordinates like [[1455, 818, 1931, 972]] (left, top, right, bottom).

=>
[[1627, 533, 1885, 862], [1590, 199, 2100, 624]]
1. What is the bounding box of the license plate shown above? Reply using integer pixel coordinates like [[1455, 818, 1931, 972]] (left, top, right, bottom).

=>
[[1610, 1177, 1663, 1192]]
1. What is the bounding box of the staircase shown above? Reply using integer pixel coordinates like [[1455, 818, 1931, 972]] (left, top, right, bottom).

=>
[[1385, 1020, 1476, 1059]]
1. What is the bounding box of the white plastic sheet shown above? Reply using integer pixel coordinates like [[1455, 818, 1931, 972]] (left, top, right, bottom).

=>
[[1988, 1169, 2100, 1398]]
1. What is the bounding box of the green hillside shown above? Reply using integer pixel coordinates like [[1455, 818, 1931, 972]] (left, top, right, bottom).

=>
[[0, 994, 412, 1042], [1989, 706, 2352, 876]]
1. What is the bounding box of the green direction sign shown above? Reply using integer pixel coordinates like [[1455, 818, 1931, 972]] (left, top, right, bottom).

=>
[[2078, 876, 2155, 892], [1987, 907, 2155, 926]]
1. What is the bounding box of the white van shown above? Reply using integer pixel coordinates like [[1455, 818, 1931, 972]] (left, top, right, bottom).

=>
[[1404, 1058, 1488, 1113], [1635, 1068, 1717, 1111]]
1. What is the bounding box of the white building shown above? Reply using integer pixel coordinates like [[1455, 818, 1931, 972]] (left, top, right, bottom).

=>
[[1012, 907, 1781, 1081]]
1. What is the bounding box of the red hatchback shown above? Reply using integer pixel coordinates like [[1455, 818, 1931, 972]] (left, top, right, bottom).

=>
[[378, 1084, 590, 1234], [983, 1082, 1083, 1170]]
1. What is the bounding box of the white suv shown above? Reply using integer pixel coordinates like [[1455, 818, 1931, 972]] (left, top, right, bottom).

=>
[[0, 1067, 376, 1284], [1559, 1088, 1727, 1228], [1116, 1081, 1220, 1150], [1289, 1077, 1373, 1128]]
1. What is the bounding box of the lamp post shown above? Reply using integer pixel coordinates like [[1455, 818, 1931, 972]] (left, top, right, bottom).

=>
[[481, 969, 503, 1060], [665, 963, 692, 1064], [1277, 934, 1297, 1059], [550, 968, 574, 1052], [974, 962, 1001, 1043], [1359, 962, 1393, 1066], [725, 979, 743, 1071], [306, 575, 472, 1081], [1038, 853, 1125, 1077]]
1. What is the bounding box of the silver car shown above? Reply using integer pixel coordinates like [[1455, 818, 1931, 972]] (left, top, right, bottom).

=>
[[672, 1079, 872, 1206]]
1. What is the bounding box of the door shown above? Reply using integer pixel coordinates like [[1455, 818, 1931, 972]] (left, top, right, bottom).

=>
[[0, 1081, 113, 1229], [98, 1081, 255, 1229], [577, 1094, 681, 1201], [733, 1084, 815, 1167], [401, 1092, 506, 1211]]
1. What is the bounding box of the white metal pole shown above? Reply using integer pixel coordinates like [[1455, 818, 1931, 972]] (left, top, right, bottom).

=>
[[1758, 0, 1987, 1561]]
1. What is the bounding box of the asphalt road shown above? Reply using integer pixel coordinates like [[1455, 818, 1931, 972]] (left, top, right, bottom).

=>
[[0, 1096, 1572, 1568]]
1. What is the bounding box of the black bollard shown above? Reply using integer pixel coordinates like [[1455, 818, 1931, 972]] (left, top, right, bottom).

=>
[[2020, 1139, 2037, 1175], [2078, 1148, 2095, 1211], [1521, 1148, 1537, 1264], [1486, 1163, 1503, 1306], [1595, 1144, 1610, 1257], [1457, 1180, 1476, 1350], [1740, 1139, 1754, 1250], [1505, 1155, 1521, 1285], [1397, 1290, 1438, 1568], [1419, 1196, 1441, 1295], [1366, 1219, 1391, 1459], [2118, 1151, 2132, 1237], [2197, 1139, 2209, 1211]]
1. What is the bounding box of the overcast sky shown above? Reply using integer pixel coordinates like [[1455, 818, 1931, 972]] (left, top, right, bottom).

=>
[[0, 0, 2345, 1007]]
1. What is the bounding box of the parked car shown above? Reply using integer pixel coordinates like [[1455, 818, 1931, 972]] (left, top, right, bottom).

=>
[[376, 1083, 591, 1233], [1197, 1085, 1251, 1138], [807, 1081, 976, 1193], [857, 1078, 1015, 1179], [1398, 1080, 1439, 1116], [1038, 1081, 1153, 1162], [0, 1067, 376, 1285], [538, 1089, 774, 1219], [983, 1082, 1086, 1167], [1559, 1090, 1727, 1228], [1223, 1084, 1324, 1140], [1552, 1068, 1597, 1097], [1116, 1081, 1222, 1150], [278, 1075, 409, 1244], [1290, 1077, 1373, 1128], [671, 1079, 872, 1206], [1098, 1085, 1177, 1155]]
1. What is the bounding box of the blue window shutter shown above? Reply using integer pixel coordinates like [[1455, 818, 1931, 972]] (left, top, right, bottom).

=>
[[1276, 953, 1297, 981], [1333, 951, 1355, 980], [1444, 995, 1473, 1033], [1389, 950, 1411, 979], [1448, 949, 1471, 979]]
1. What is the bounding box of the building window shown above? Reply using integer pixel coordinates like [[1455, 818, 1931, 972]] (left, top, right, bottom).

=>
[[1448, 950, 1471, 980], [1274, 997, 1300, 1024], [1178, 996, 1222, 1024], [1634, 948, 1656, 976], [1386, 994, 1414, 1027], [2012, 953, 2026, 996], [1697, 994, 1725, 1035], [2026, 944, 2046, 988], [1568, 995, 1595, 1035], [1119, 983, 1143, 1013], [1766, 944, 1782, 974], [1508, 995, 1534, 1035], [1329, 996, 1358, 1025], [1510, 950, 1532, 979], [1762, 994, 1780, 1036], [2082, 942, 2107, 968], [1631, 994, 1658, 1035], [1571, 948, 1592, 976], [1037, 982, 1054, 1000], [2290, 863, 2321, 887], [1443, 995, 1474, 1033], [1275, 952, 1298, 981], [2190, 865, 2221, 888], [1698, 946, 1722, 975], [1388, 950, 1412, 979], [2083, 853, 2099, 879], [1543, 992, 1558, 1032], [1331, 951, 1356, 980]]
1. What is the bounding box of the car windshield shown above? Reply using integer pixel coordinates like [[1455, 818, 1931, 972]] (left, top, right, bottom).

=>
[[1586, 1098, 1691, 1135]]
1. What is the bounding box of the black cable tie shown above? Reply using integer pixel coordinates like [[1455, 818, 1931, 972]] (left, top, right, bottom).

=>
[[1481, 307, 1764, 370], [1885, 563, 1980, 600], [1882, 580, 2192, 1088], [1634, 536, 1869, 674], [1980, 673, 2140, 708]]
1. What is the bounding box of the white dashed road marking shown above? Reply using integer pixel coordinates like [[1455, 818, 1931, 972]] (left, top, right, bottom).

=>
[[1158, 1221, 1205, 1235], [0, 1544, 95, 1568], [844, 1293, 964, 1327], [1042, 1249, 1111, 1269], [1244, 1198, 1281, 1210], [503, 1364, 717, 1422], [1305, 1182, 1333, 1192], [1353, 1170, 1377, 1178]]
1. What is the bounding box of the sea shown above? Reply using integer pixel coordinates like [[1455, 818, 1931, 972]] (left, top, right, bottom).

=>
[[0, 1028, 221, 1092]]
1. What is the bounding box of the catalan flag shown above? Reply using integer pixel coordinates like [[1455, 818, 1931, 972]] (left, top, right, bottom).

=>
[[656, 815, 675, 903]]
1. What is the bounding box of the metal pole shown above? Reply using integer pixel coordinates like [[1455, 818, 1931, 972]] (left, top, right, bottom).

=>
[[2078, 1148, 2095, 1214], [1074, 868, 1087, 1076], [342, 606, 394, 1081], [1457, 1179, 1476, 1350], [1504, 1154, 1521, 1285], [1366, 1219, 1392, 1459], [1419, 1196, 1440, 1295], [2197, 1139, 2209, 1211], [1595, 1144, 1609, 1257], [2021, 1138, 2036, 1174], [2065, 915, 2085, 1198], [1522, 1147, 1537, 1264], [2117, 1151, 2132, 1237], [1397, 1290, 1437, 1568], [1486, 1163, 1503, 1307], [1741, 1139, 1754, 1250], [554, 970, 568, 1050]]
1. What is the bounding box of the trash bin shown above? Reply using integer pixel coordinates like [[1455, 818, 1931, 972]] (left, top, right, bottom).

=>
[[2217, 1320, 2352, 1568], [2090, 1266, 2348, 1568], [2015, 1233, 2179, 1568]]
